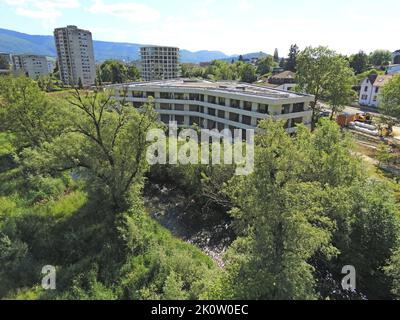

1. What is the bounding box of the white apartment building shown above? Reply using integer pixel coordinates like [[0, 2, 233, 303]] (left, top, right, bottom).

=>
[[11, 54, 50, 79], [359, 74, 393, 107], [54, 25, 96, 87], [113, 79, 314, 134], [140, 46, 180, 81]]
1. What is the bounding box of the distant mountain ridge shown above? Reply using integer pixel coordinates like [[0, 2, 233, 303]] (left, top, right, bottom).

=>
[[0, 28, 267, 63]]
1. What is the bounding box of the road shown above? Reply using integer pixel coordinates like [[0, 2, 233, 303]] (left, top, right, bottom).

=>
[[318, 102, 381, 117]]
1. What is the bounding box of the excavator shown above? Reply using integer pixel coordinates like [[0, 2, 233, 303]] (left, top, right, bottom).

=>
[[356, 112, 373, 125]]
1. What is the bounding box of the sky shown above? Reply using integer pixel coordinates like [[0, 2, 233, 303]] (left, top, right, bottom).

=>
[[0, 0, 399, 56]]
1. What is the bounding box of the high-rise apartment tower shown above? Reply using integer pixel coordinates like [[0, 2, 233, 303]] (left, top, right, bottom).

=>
[[54, 25, 96, 86], [140, 46, 180, 81]]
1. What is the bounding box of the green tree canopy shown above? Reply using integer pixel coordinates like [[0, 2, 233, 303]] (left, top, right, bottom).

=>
[[369, 50, 392, 68], [256, 56, 275, 76], [379, 75, 400, 119], [0, 56, 9, 70], [285, 44, 299, 72], [350, 51, 370, 74], [273, 48, 279, 62], [22, 89, 158, 212], [98, 60, 141, 84], [0, 76, 65, 149], [239, 63, 257, 83], [296, 46, 355, 128]]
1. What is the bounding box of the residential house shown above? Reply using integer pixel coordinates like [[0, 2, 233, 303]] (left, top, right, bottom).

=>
[[359, 74, 393, 107]]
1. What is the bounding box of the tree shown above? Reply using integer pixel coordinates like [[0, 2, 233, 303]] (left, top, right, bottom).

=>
[[0, 56, 9, 70], [376, 143, 395, 166], [0, 76, 64, 149], [238, 55, 244, 62], [181, 63, 206, 78], [325, 58, 355, 120], [350, 51, 370, 74], [205, 60, 240, 81], [369, 50, 392, 68], [379, 74, 400, 119], [273, 48, 279, 63], [345, 180, 400, 299], [239, 63, 257, 83], [78, 77, 83, 89], [279, 58, 286, 68], [98, 60, 140, 84], [23, 90, 158, 212], [223, 120, 337, 300], [37, 75, 54, 92], [127, 64, 140, 81], [296, 46, 354, 129], [385, 249, 400, 299], [256, 56, 275, 76], [285, 44, 299, 72]]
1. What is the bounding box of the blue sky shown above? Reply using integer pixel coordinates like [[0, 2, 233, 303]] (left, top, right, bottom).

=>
[[0, 0, 398, 55]]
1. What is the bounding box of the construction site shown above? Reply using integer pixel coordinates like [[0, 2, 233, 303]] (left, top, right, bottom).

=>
[[336, 111, 400, 177]]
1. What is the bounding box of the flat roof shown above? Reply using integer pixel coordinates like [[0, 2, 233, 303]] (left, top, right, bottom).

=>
[[118, 79, 313, 100], [140, 46, 179, 50]]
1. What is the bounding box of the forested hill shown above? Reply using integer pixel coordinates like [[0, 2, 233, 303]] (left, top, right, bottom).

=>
[[0, 27, 267, 63]]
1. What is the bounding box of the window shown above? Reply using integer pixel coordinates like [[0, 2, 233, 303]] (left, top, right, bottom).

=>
[[146, 92, 155, 98], [258, 104, 269, 114], [189, 116, 201, 125], [218, 97, 226, 106], [189, 105, 199, 112], [364, 86, 368, 92], [160, 92, 172, 99], [189, 93, 200, 101], [242, 115, 251, 125], [293, 103, 304, 113], [208, 95, 216, 104], [217, 122, 225, 131], [173, 93, 185, 100], [160, 103, 171, 110], [361, 94, 368, 100], [174, 104, 184, 111], [375, 87, 379, 93], [208, 108, 216, 116], [243, 101, 252, 111], [207, 120, 216, 130], [229, 113, 239, 122], [218, 110, 225, 119], [175, 115, 184, 125], [282, 104, 291, 114], [231, 99, 240, 109]]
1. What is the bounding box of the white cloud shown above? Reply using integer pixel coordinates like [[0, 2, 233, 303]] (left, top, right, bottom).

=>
[[88, 0, 160, 23], [4, 0, 80, 27]]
